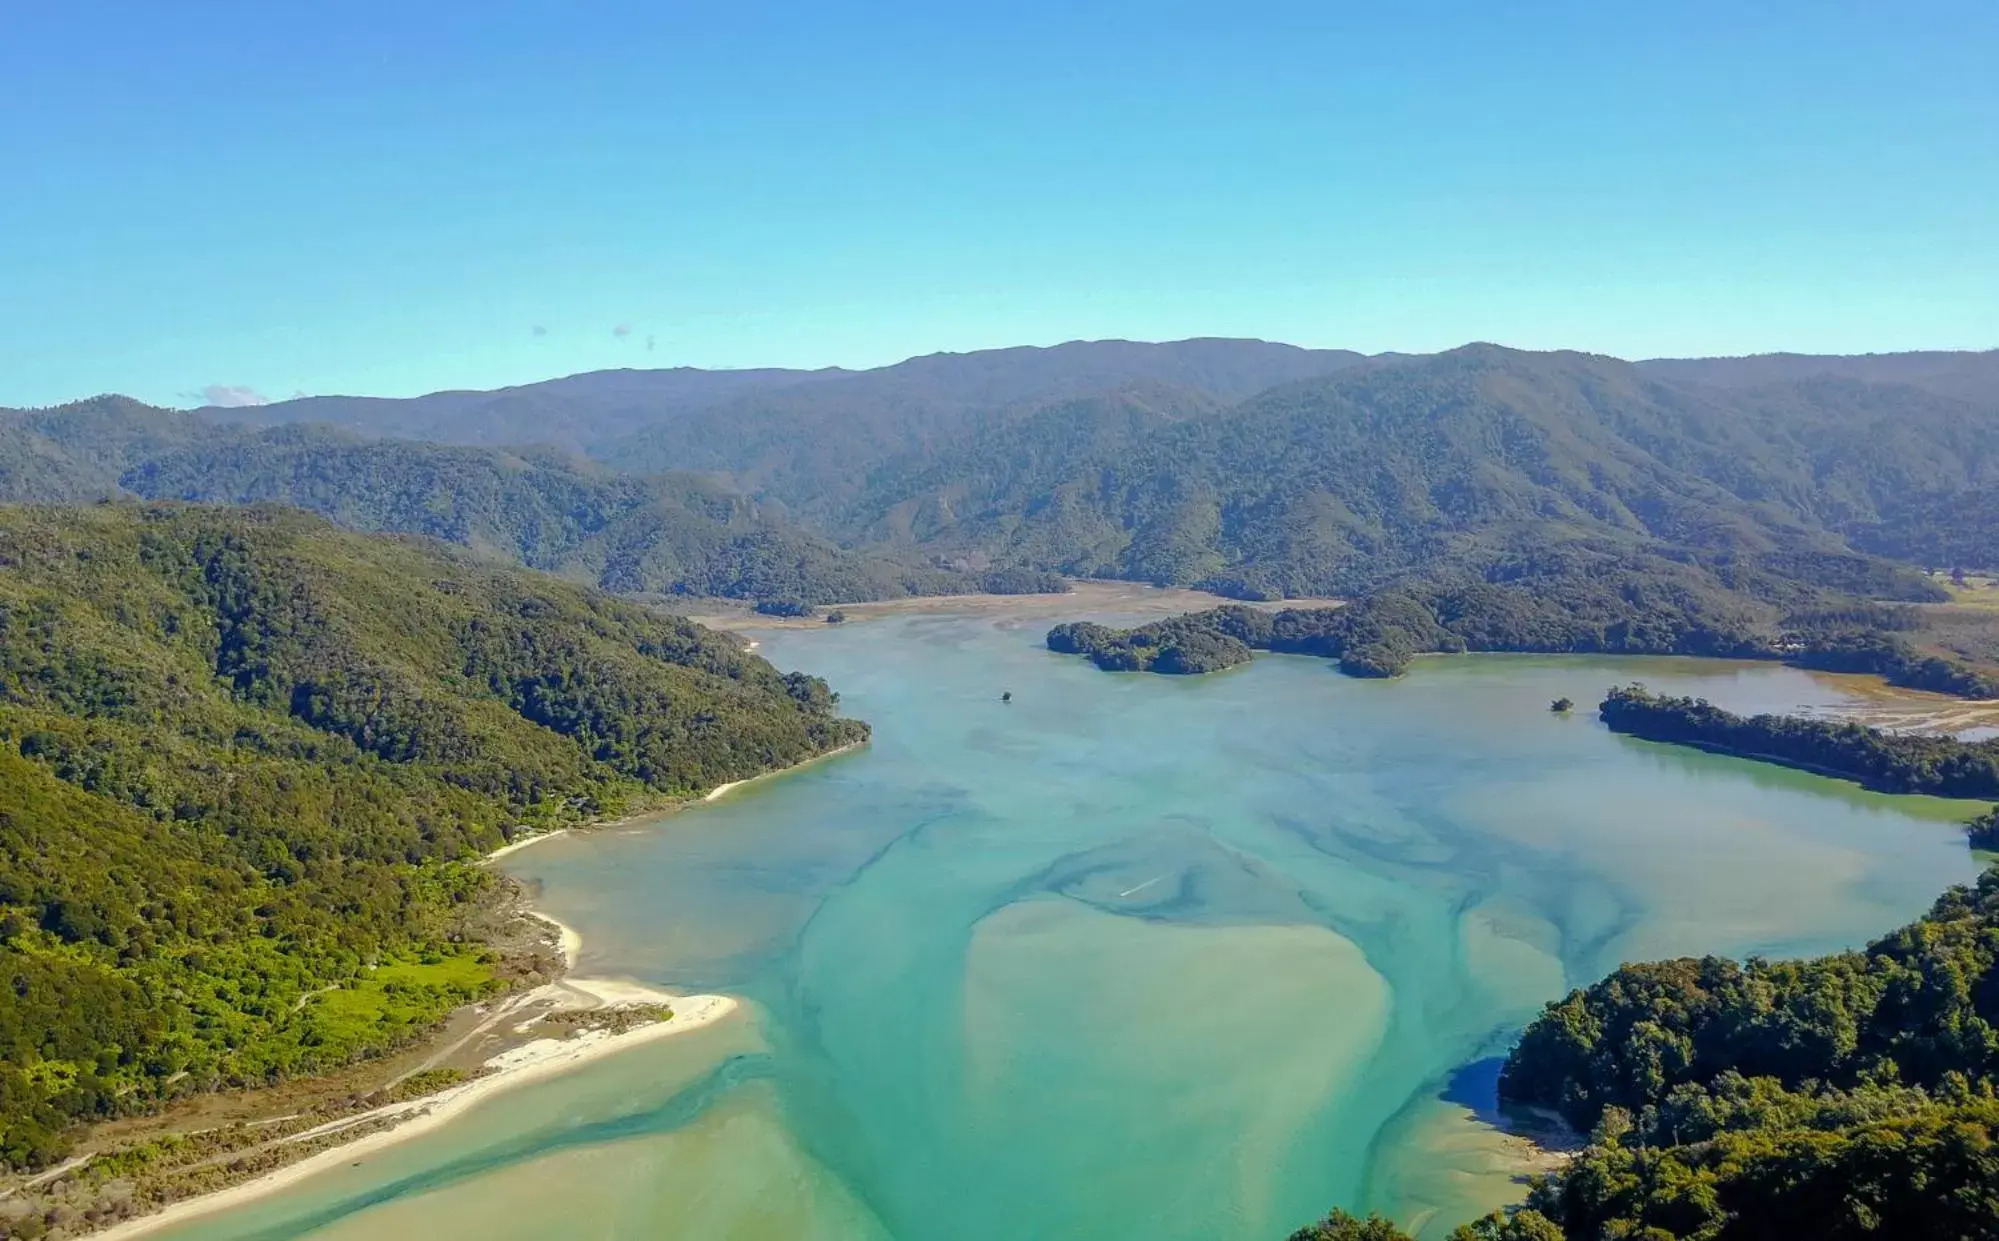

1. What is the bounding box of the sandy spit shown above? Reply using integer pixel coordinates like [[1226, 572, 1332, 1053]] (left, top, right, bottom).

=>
[[94, 963, 735, 1239]]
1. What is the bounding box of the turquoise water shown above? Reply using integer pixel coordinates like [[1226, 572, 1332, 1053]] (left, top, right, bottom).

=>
[[160, 608, 1985, 1241]]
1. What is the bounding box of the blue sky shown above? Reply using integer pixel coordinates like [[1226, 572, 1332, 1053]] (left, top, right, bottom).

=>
[[3, 1, 1995, 407]]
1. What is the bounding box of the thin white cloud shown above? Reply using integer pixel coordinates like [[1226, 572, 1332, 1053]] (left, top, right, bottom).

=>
[[189, 384, 271, 408]]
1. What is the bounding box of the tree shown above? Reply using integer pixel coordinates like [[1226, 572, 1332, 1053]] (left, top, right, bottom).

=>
[[1448, 1210, 1564, 1241], [1285, 1210, 1415, 1241]]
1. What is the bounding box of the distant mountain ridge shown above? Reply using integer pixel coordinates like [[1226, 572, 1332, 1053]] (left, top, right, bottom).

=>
[[189, 340, 1999, 458], [199, 338, 1368, 456], [1636, 347, 1999, 404], [7, 338, 1998, 615], [206, 365, 850, 450], [0, 402, 982, 604]]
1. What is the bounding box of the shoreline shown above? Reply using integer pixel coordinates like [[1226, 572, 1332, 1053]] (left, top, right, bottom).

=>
[[483, 828, 569, 861], [80, 738, 861, 1238], [678, 580, 1342, 631], [483, 738, 868, 863], [703, 739, 865, 804], [90, 923, 737, 1239]]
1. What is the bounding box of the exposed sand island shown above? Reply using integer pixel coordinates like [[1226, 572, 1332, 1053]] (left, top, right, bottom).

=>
[[89, 912, 736, 1241]]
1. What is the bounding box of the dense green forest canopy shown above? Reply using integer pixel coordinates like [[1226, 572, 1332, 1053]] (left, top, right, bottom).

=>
[[832, 345, 1999, 598], [0, 505, 866, 1169], [1046, 553, 1998, 693], [1286, 866, 1999, 1240], [1047, 554, 1788, 678], [11, 343, 1999, 623], [0, 401, 1068, 606], [1598, 685, 1999, 798], [1465, 869, 1999, 1240]]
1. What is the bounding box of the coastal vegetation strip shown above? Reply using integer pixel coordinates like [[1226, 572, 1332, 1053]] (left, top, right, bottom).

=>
[[72, 950, 734, 1240]]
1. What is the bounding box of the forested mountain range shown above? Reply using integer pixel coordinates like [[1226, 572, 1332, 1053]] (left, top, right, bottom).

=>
[[0, 504, 866, 1167], [837, 345, 1999, 597], [7, 339, 1999, 618]]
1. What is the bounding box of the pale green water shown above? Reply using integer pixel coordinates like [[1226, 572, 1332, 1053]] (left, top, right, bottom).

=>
[[160, 609, 1986, 1241]]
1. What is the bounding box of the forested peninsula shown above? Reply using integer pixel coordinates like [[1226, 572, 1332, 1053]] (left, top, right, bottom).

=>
[[0, 505, 865, 1170], [1598, 685, 1999, 799], [1046, 566, 1999, 693]]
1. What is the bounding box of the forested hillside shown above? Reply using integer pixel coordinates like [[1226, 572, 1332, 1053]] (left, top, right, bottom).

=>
[[588, 338, 1367, 510], [118, 422, 977, 603], [11, 340, 1999, 621], [0, 397, 204, 503], [843, 345, 1999, 598], [1637, 347, 1999, 403], [0, 505, 865, 1168], [208, 338, 1364, 463], [0, 404, 1033, 605], [1481, 869, 1999, 1240]]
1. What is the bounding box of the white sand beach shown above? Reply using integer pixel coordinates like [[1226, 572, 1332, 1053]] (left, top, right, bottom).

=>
[[482, 829, 570, 862], [93, 927, 737, 1240], [703, 740, 865, 804]]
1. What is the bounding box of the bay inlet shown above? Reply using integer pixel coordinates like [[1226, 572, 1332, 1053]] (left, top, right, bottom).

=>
[[147, 604, 1984, 1241]]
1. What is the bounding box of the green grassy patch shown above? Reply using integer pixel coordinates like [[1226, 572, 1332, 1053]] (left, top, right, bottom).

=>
[[299, 950, 501, 1060]]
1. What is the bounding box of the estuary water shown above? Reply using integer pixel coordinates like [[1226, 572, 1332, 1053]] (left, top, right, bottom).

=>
[[159, 605, 1985, 1241]]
